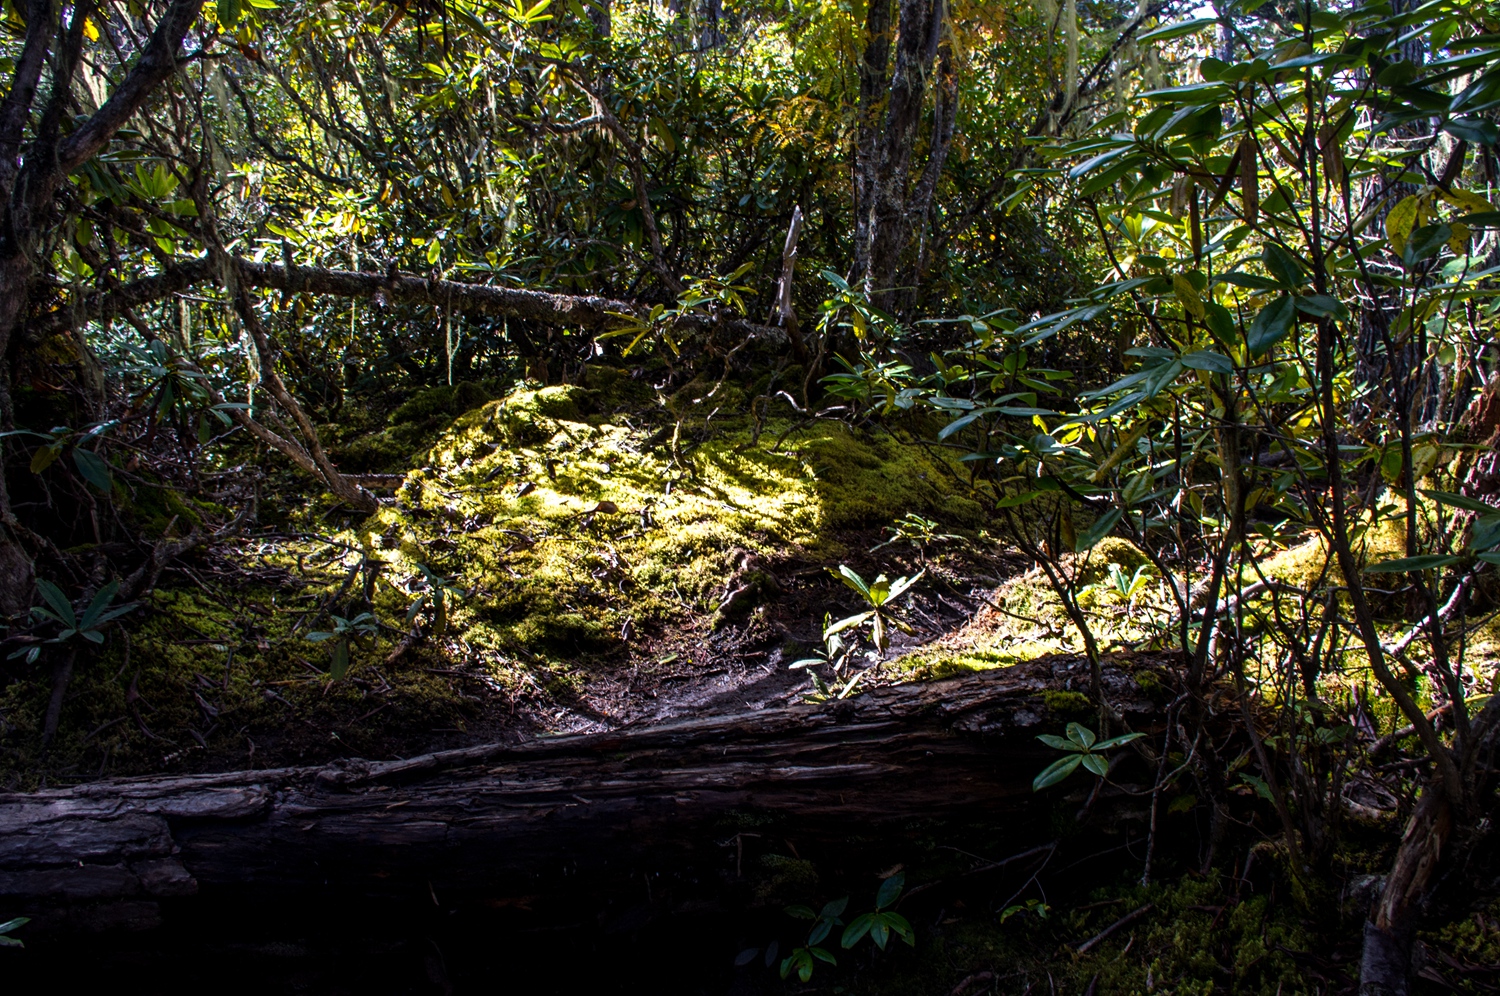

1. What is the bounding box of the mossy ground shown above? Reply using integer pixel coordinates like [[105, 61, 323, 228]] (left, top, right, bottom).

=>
[[3, 375, 1496, 992], [0, 375, 999, 784]]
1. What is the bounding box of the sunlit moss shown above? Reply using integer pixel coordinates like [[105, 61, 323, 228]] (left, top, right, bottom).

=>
[[347, 384, 983, 667]]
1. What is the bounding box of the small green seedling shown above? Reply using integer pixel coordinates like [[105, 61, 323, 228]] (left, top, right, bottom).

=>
[[1001, 898, 1051, 922], [870, 513, 962, 557], [9, 579, 137, 663], [1102, 562, 1155, 607], [779, 898, 847, 982], [827, 565, 924, 654], [1033, 722, 1145, 790], [842, 871, 915, 951], [307, 612, 379, 679], [406, 564, 467, 637]]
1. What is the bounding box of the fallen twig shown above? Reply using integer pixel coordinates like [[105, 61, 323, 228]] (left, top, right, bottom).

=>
[[1076, 903, 1152, 954]]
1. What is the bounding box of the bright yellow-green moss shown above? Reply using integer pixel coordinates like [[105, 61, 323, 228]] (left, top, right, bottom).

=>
[[340, 384, 983, 661], [887, 540, 1168, 680], [886, 647, 1029, 680], [2, 380, 999, 782]]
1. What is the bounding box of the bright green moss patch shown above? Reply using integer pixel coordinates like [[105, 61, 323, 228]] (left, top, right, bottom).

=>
[[345, 383, 982, 663], [0, 579, 472, 787], [887, 647, 1034, 680], [1041, 688, 1093, 717]]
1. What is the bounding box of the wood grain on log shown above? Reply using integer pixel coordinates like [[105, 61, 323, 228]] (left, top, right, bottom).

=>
[[0, 656, 1168, 914]]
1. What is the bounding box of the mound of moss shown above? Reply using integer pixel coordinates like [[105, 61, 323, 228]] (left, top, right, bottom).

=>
[[356, 383, 984, 659]]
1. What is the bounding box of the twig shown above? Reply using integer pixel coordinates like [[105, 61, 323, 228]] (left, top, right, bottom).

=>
[[903, 842, 1058, 904], [951, 972, 996, 996], [1075, 903, 1152, 954]]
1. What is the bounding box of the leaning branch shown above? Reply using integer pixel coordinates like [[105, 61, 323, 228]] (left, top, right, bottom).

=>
[[46, 256, 787, 343], [56, 0, 208, 174]]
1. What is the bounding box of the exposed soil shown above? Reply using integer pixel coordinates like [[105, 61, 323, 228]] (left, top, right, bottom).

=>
[[146, 528, 1034, 776]]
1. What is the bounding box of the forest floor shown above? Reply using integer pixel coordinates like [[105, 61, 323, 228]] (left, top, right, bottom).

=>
[[0, 370, 1082, 783], [12, 367, 1494, 788], [5, 373, 1500, 994]]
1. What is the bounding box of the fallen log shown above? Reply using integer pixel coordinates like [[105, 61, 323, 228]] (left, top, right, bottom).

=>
[[0, 655, 1171, 925]]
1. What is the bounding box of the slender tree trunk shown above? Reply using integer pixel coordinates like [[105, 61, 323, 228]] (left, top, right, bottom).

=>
[[863, 0, 944, 314], [852, 0, 895, 288]]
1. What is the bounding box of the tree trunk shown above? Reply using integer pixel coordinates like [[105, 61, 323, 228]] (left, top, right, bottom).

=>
[[0, 0, 207, 614], [1358, 696, 1500, 995], [852, 0, 896, 288], [862, 0, 944, 313], [0, 655, 1168, 916]]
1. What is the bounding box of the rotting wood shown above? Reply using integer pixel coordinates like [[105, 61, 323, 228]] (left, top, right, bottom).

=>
[[0, 655, 1172, 921]]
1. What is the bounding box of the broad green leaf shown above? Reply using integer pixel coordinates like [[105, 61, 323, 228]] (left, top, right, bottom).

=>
[[1036, 733, 1076, 750], [1215, 272, 1281, 290], [996, 490, 1042, 508], [1095, 732, 1147, 749], [1247, 295, 1296, 356], [1075, 509, 1122, 551], [1294, 295, 1350, 321], [1364, 554, 1461, 573], [1137, 17, 1218, 43], [1404, 223, 1452, 263], [29, 446, 59, 474], [1240, 773, 1274, 801], [1262, 244, 1304, 288], [1181, 350, 1233, 374], [1066, 722, 1097, 748], [1444, 116, 1500, 144], [842, 914, 875, 948], [1203, 302, 1236, 339], [884, 571, 924, 602], [836, 565, 872, 599], [1421, 489, 1497, 514], [1032, 754, 1083, 790], [824, 611, 874, 637], [34, 579, 76, 627], [884, 911, 916, 945], [72, 448, 113, 492], [875, 871, 905, 910], [1081, 753, 1110, 776], [79, 580, 120, 630]]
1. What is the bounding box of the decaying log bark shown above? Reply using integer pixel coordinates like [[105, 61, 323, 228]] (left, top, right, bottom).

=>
[[0, 656, 1169, 922]]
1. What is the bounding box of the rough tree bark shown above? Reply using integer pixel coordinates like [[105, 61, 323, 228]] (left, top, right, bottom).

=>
[[861, 0, 945, 314], [0, 656, 1166, 923], [1358, 693, 1500, 995], [0, 0, 208, 614]]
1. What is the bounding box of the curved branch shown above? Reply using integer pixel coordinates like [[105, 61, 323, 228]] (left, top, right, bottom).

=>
[[56, 0, 207, 175]]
